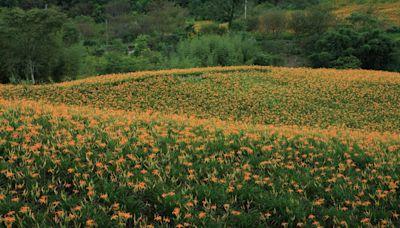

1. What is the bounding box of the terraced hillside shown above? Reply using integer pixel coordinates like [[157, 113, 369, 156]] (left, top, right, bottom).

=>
[[1, 66, 400, 227]]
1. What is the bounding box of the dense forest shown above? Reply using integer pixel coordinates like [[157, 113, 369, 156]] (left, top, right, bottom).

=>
[[0, 0, 399, 83]]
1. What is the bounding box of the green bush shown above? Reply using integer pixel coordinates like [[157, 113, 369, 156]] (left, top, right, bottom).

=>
[[345, 12, 381, 29], [0, 8, 82, 83], [254, 53, 284, 66], [55, 44, 86, 81], [290, 6, 336, 35], [167, 34, 262, 68], [332, 55, 361, 69], [308, 27, 395, 70], [230, 19, 248, 31], [101, 52, 136, 74], [258, 10, 288, 35], [198, 23, 227, 35], [387, 26, 400, 33], [308, 52, 335, 68]]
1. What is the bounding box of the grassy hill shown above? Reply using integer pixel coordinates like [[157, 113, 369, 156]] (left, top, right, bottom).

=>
[[1, 66, 400, 132], [1, 66, 400, 227]]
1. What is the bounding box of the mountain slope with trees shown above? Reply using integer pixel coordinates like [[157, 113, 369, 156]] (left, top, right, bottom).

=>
[[0, 0, 399, 84]]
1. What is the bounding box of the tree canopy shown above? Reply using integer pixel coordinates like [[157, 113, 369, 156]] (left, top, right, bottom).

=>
[[0, 8, 80, 83]]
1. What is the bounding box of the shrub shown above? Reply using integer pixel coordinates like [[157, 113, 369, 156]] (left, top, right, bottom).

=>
[[346, 12, 380, 29], [230, 19, 248, 31], [308, 27, 395, 70], [258, 10, 288, 35], [387, 26, 400, 33], [0, 8, 82, 83], [308, 52, 334, 68], [102, 52, 137, 74], [167, 34, 262, 68], [55, 44, 86, 81], [254, 53, 284, 66], [193, 21, 228, 35], [199, 22, 227, 35], [332, 55, 361, 69], [290, 6, 336, 35]]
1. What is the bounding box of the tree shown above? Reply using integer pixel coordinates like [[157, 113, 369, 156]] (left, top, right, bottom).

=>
[[15, 0, 49, 9], [107, 14, 141, 41], [74, 16, 100, 42], [130, 0, 151, 13], [290, 6, 336, 35], [143, 1, 188, 34], [0, 8, 81, 83], [188, 0, 244, 27], [0, 0, 18, 7], [132, 35, 150, 56], [105, 0, 131, 17], [257, 0, 319, 9], [308, 27, 395, 70], [357, 30, 395, 69], [63, 21, 81, 46], [346, 12, 381, 29], [258, 10, 287, 34], [168, 34, 262, 68], [290, 6, 337, 63]]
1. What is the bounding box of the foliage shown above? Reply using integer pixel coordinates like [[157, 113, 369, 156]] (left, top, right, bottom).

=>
[[0, 0, 399, 83], [73, 16, 101, 42], [196, 22, 227, 35], [0, 8, 82, 83], [308, 27, 395, 69], [100, 52, 160, 75], [56, 45, 85, 81], [141, 1, 189, 35], [257, 0, 320, 9], [332, 55, 362, 69], [345, 12, 381, 29], [290, 6, 336, 35], [104, 0, 131, 17], [168, 34, 261, 68], [107, 14, 141, 41], [132, 35, 151, 56], [254, 53, 284, 66], [257, 10, 288, 34], [188, 0, 244, 26]]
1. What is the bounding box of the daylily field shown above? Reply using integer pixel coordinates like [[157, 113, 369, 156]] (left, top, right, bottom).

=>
[[0, 66, 399, 227]]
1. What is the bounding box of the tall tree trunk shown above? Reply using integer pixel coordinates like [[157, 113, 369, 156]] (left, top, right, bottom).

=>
[[244, 0, 248, 20], [28, 59, 35, 84], [228, 3, 236, 28]]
